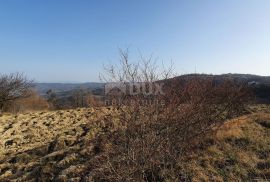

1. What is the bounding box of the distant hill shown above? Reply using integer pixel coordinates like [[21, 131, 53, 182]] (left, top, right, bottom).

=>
[[34, 82, 105, 96], [172, 73, 270, 103], [34, 74, 270, 103], [173, 73, 270, 84]]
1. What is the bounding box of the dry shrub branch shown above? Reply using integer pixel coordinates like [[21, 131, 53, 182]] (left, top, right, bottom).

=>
[[90, 50, 251, 181], [0, 73, 33, 113]]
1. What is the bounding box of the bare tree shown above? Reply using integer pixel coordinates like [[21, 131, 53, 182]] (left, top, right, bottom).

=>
[[71, 88, 93, 108], [6, 90, 49, 113], [0, 73, 33, 113], [100, 48, 175, 83], [88, 50, 252, 181]]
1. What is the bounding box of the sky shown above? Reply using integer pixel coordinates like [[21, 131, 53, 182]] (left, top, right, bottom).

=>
[[0, 0, 270, 82]]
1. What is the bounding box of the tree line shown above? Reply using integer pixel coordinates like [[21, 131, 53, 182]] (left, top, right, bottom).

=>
[[0, 73, 99, 114]]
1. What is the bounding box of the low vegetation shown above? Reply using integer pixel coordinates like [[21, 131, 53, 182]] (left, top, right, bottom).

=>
[[0, 73, 33, 114], [0, 105, 269, 181]]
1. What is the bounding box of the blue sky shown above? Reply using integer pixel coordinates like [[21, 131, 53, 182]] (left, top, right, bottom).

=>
[[0, 0, 270, 82]]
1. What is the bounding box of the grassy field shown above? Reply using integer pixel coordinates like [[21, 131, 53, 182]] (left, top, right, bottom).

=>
[[0, 105, 270, 181]]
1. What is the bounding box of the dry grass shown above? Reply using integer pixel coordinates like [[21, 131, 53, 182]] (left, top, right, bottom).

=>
[[0, 105, 269, 181], [184, 105, 270, 181], [0, 107, 120, 181]]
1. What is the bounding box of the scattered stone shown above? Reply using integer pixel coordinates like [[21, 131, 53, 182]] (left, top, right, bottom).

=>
[[4, 140, 14, 147], [257, 120, 270, 128]]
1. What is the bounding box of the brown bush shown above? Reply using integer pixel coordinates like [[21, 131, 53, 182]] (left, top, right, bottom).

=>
[[5, 90, 49, 113], [0, 73, 33, 113], [89, 50, 252, 181], [71, 89, 102, 108], [89, 79, 250, 181]]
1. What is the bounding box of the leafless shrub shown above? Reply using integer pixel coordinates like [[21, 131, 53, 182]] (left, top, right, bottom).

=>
[[71, 88, 102, 108], [90, 50, 251, 181], [4, 90, 49, 113], [0, 73, 33, 113], [100, 48, 175, 83]]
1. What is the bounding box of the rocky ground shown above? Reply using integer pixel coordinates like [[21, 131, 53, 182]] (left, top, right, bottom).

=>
[[0, 105, 270, 181], [0, 107, 120, 181]]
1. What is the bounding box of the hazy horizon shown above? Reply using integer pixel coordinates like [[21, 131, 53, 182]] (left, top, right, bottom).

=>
[[1, 0, 270, 82], [33, 73, 269, 84]]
